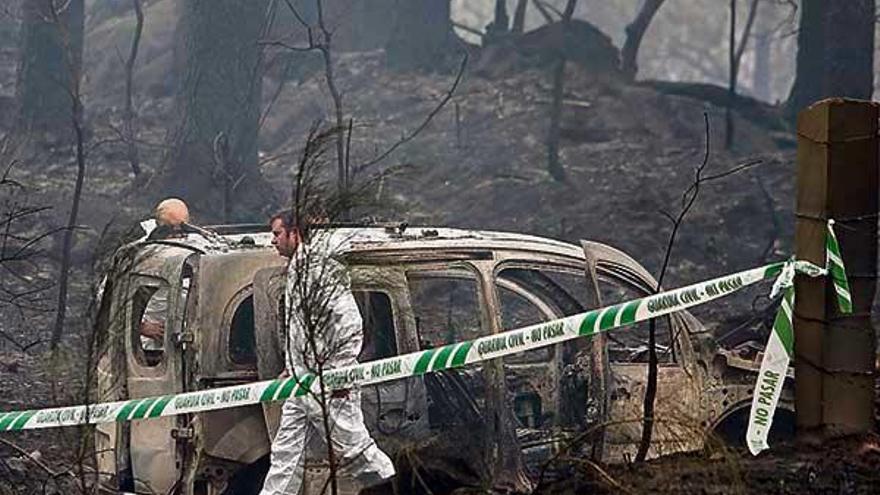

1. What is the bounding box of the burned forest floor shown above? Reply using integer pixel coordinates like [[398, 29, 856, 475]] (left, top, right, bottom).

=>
[[1, 3, 879, 493], [534, 435, 880, 495]]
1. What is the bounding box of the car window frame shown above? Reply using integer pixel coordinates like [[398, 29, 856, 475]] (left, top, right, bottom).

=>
[[223, 285, 257, 368], [493, 260, 590, 317], [404, 264, 489, 351], [352, 289, 400, 362], [128, 274, 171, 375], [593, 273, 683, 366]]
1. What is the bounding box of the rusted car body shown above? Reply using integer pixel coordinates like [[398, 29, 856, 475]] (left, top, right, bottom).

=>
[[93, 225, 792, 494]]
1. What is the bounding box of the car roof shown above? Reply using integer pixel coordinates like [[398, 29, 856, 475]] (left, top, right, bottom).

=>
[[119, 224, 664, 315], [130, 225, 586, 260]]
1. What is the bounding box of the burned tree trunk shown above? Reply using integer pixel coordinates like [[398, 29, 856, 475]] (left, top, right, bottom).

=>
[[385, 0, 458, 71], [786, 0, 875, 119], [124, 0, 144, 177], [512, 0, 527, 35], [725, 0, 735, 150], [751, 3, 772, 102], [15, 0, 84, 131], [726, 0, 760, 149], [18, 0, 89, 350], [546, 0, 577, 183], [484, 0, 509, 43], [620, 0, 665, 80], [788, 0, 825, 115], [165, 0, 272, 222]]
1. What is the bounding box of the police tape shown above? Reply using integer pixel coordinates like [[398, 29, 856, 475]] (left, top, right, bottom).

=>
[[746, 220, 852, 455], [0, 261, 792, 432]]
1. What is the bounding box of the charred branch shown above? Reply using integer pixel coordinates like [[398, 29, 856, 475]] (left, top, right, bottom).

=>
[[484, 0, 509, 43], [635, 114, 712, 462], [123, 0, 144, 177], [726, 0, 760, 149], [621, 0, 665, 80], [48, 0, 87, 351], [545, 0, 576, 183], [531, 0, 555, 24], [356, 54, 467, 174], [512, 0, 528, 34]]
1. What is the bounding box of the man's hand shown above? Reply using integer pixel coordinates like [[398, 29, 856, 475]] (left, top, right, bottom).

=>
[[278, 369, 290, 379], [139, 321, 165, 341]]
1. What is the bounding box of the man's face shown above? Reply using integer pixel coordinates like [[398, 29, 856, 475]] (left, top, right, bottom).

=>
[[270, 218, 299, 258]]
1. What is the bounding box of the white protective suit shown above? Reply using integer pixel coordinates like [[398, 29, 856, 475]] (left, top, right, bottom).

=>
[[260, 235, 395, 495]]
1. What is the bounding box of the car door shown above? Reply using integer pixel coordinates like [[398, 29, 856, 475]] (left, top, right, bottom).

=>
[[402, 264, 489, 430], [583, 244, 702, 461], [404, 258, 582, 489], [94, 274, 127, 489], [489, 258, 607, 449], [123, 249, 190, 494], [350, 265, 429, 442], [253, 266, 287, 440]]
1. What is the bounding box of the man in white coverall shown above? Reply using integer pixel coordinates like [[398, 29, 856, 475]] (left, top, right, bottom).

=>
[[260, 210, 395, 495]]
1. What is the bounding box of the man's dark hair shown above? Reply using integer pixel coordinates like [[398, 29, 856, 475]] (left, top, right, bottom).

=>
[[270, 207, 329, 241], [269, 209, 297, 230]]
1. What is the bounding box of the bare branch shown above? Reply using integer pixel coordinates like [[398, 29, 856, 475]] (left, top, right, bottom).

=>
[[621, 0, 666, 79], [344, 117, 353, 185], [0, 438, 68, 477], [283, 0, 311, 30], [696, 158, 762, 185], [123, 0, 145, 177], [531, 0, 555, 24], [726, 0, 761, 149], [452, 20, 484, 38], [512, 0, 528, 34], [735, 0, 762, 70], [313, 0, 348, 204], [534, 0, 563, 19], [0, 142, 54, 350], [635, 113, 712, 463], [565, 456, 635, 495], [46, 0, 89, 352], [258, 62, 292, 134], [356, 54, 468, 174], [756, 170, 780, 262], [546, 0, 577, 182], [258, 39, 315, 52]]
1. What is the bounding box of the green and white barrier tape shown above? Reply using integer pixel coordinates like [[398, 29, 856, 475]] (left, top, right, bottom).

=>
[[0, 220, 852, 460], [0, 262, 785, 432], [746, 219, 852, 455], [826, 219, 853, 313]]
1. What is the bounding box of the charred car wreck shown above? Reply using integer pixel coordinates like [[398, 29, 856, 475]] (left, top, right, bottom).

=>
[[93, 224, 793, 494]]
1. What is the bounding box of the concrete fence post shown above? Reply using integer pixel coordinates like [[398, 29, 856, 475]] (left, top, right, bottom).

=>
[[795, 98, 878, 440]]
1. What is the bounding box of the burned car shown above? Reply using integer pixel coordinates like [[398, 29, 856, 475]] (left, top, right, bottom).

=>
[[93, 224, 793, 494]]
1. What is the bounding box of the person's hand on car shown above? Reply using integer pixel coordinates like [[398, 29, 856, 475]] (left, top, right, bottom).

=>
[[140, 321, 165, 340]]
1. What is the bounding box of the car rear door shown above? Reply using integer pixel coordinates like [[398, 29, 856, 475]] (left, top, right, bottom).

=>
[[122, 247, 190, 494], [253, 265, 287, 439]]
